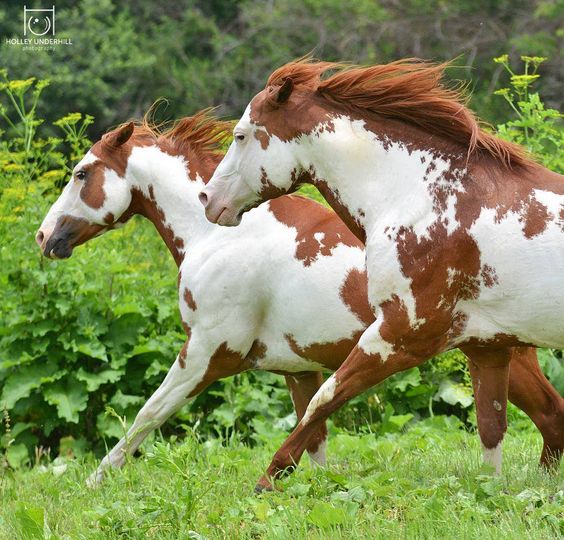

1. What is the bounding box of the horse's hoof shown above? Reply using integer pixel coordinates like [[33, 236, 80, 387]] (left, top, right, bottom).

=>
[[254, 475, 280, 494], [86, 470, 104, 489], [254, 483, 271, 494]]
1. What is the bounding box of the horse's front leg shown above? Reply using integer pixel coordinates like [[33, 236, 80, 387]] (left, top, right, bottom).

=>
[[256, 320, 434, 491], [284, 372, 328, 466], [87, 336, 247, 487]]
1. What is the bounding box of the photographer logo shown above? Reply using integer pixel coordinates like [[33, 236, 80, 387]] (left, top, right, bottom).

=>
[[24, 6, 55, 36], [4, 5, 72, 50]]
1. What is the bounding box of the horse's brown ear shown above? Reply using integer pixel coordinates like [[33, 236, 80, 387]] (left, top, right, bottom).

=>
[[107, 122, 134, 147], [275, 78, 294, 104]]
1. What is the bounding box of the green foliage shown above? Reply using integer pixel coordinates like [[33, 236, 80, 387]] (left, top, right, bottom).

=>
[[0, 422, 562, 538], [494, 55, 564, 172], [0, 1, 561, 136]]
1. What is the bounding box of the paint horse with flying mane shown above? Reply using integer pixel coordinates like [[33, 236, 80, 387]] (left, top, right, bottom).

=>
[[200, 59, 564, 490]]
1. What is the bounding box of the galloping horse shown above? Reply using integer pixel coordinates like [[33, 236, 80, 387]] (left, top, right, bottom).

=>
[[199, 59, 564, 490]]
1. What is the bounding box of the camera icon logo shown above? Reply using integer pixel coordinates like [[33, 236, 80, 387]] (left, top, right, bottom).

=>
[[24, 5, 56, 36]]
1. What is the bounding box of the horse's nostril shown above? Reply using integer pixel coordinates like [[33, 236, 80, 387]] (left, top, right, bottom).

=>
[[35, 230, 45, 247], [198, 191, 208, 207]]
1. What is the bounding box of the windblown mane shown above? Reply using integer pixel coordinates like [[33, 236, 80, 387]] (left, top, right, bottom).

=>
[[105, 108, 232, 159], [267, 58, 535, 169]]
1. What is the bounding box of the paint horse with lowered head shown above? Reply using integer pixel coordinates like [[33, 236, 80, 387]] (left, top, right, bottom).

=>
[[200, 59, 564, 490]]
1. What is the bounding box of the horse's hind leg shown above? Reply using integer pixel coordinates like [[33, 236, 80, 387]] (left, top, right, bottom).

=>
[[284, 372, 328, 466], [506, 347, 564, 469], [461, 346, 511, 475]]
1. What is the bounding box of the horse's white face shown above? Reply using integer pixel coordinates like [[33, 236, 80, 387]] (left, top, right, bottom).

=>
[[200, 81, 303, 226], [36, 123, 135, 258]]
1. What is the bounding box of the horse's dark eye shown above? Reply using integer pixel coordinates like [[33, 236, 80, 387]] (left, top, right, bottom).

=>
[[75, 170, 86, 180], [235, 134, 245, 142]]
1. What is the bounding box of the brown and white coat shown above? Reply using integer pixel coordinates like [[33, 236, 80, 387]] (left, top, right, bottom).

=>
[[200, 60, 564, 489]]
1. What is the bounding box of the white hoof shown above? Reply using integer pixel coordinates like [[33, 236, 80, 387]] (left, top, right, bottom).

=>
[[86, 468, 105, 489]]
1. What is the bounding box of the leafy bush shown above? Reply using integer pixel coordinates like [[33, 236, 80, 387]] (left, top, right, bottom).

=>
[[494, 55, 563, 172], [1, 58, 563, 467]]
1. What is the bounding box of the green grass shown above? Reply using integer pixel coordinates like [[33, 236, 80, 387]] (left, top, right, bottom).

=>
[[1, 417, 562, 539]]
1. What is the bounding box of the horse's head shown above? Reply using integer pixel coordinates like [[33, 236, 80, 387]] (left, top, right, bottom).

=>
[[36, 122, 144, 258], [199, 74, 321, 226]]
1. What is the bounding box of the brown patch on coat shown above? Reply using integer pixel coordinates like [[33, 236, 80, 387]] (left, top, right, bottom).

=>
[[377, 294, 422, 355], [183, 288, 197, 311], [339, 268, 374, 326], [268, 194, 361, 266], [178, 340, 189, 369], [387, 221, 485, 356], [462, 332, 529, 348], [285, 333, 361, 372], [313, 178, 366, 243], [250, 83, 336, 144], [522, 197, 551, 238], [481, 264, 499, 288], [44, 215, 106, 258], [122, 186, 185, 267], [254, 130, 270, 150], [78, 162, 108, 209], [246, 339, 267, 365], [259, 167, 305, 200], [187, 342, 252, 397], [454, 167, 563, 237]]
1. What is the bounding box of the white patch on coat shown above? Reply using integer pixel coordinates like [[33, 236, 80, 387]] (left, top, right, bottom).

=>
[[308, 438, 327, 467], [482, 441, 503, 475], [357, 316, 394, 360], [443, 194, 460, 235], [301, 376, 337, 424], [456, 198, 564, 347]]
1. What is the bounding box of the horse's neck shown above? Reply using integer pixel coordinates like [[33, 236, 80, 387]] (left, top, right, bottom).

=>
[[303, 115, 462, 238], [128, 145, 216, 266]]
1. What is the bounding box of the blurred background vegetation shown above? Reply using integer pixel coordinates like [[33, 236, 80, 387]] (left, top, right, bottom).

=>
[[0, 0, 562, 135], [0, 1, 563, 467]]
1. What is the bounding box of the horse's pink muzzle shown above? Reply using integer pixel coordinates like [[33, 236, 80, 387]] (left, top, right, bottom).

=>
[[198, 189, 243, 226]]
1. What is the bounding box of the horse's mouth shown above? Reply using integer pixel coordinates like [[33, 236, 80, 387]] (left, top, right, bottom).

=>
[[43, 236, 74, 259], [237, 199, 262, 220]]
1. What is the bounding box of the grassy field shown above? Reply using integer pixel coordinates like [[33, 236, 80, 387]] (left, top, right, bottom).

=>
[[1, 416, 562, 540]]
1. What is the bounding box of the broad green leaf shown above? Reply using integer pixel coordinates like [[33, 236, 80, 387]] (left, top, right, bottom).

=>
[[434, 379, 473, 408], [389, 367, 421, 392], [73, 338, 107, 361], [6, 443, 29, 469], [308, 501, 347, 528], [251, 501, 271, 522], [43, 381, 88, 423], [110, 389, 145, 410], [13, 503, 52, 540], [1, 362, 63, 408], [76, 367, 123, 392]]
